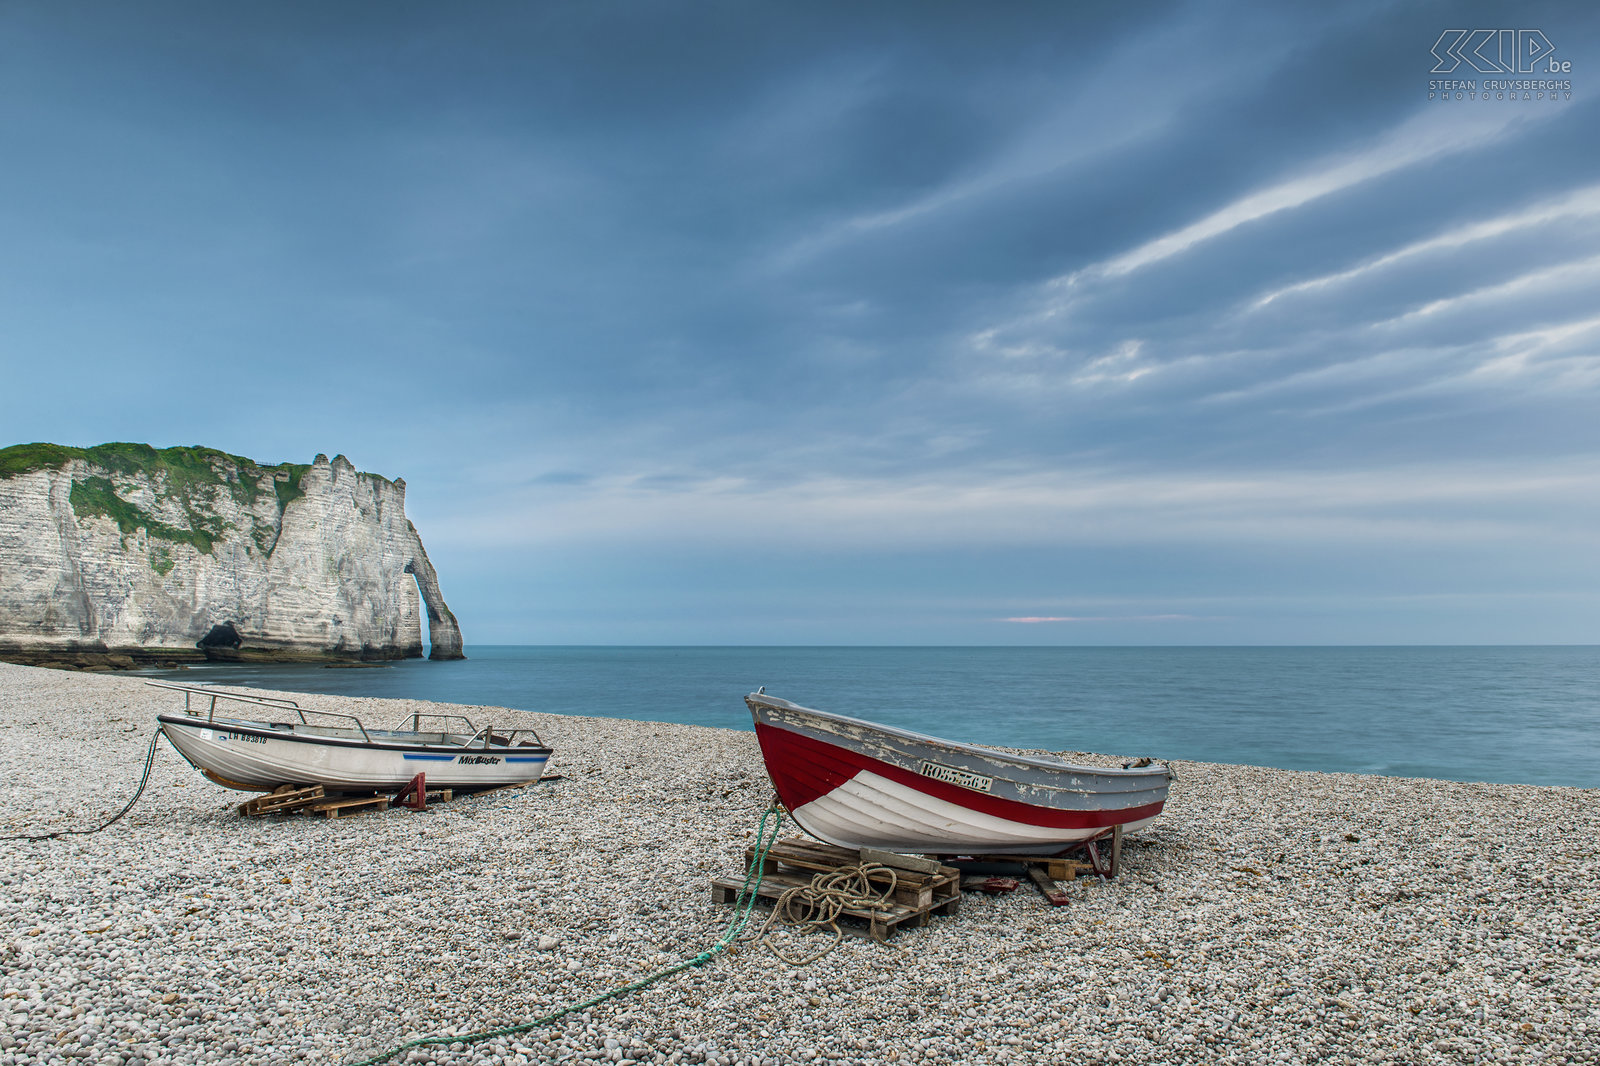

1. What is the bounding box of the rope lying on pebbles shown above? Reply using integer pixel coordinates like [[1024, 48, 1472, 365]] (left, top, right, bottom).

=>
[[344, 804, 787, 1066], [0, 730, 161, 842], [7, 664, 1600, 1066], [749, 863, 901, 967]]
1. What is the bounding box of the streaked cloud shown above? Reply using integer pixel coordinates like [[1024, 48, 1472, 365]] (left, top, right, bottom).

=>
[[1249, 184, 1600, 310], [431, 458, 1600, 553], [1057, 108, 1545, 288], [1381, 253, 1600, 323], [3, 2, 1598, 642]]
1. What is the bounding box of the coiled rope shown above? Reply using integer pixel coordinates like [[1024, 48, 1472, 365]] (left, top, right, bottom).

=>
[[1, 730, 162, 842], [750, 862, 900, 966], [344, 803, 786, 1066]]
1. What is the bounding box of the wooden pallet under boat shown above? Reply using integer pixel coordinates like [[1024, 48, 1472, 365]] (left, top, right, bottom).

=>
[[710, 837, 962, 941], [234, 781, 457, 819]]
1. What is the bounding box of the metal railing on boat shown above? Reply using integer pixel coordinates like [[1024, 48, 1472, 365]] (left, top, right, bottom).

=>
[[146, 680, 374, 743], [146, 680, 544, 750], [390, 712, 544, 750]]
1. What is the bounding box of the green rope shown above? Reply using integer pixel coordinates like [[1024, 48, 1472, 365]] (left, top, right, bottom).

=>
[[344, 804, 785, 1066]]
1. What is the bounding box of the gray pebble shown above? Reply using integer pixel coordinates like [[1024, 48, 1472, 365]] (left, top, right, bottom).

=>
[[1, 663, 1595, 1066]]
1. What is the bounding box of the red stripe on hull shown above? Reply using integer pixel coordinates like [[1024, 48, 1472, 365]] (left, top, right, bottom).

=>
[[755, 721, 863, 808], [755, 722, 1163, 830]]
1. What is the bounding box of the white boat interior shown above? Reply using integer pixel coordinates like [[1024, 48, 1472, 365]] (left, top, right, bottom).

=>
[[149, 680, 547, 751]]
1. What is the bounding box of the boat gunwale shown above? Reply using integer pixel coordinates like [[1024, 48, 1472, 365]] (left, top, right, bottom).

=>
[[747, 693, 1168, 781], [158, 713, 553, 757]]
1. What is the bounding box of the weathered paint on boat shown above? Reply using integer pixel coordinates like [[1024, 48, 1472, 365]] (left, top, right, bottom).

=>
[[747, 692, 1169, 855]]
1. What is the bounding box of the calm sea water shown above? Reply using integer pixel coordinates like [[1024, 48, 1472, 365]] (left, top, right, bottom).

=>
[[138, 646, 1600, 788]]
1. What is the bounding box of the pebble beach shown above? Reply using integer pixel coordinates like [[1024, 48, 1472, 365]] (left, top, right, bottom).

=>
[[1, 661, 1596, 1066]]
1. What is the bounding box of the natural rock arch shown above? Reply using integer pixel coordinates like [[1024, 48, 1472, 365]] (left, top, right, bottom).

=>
[[404, 526, 463, 660]]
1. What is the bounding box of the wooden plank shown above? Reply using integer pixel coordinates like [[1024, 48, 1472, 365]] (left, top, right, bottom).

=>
[[1027, 866, 1071, 907], [959, 854, 1087, 881], [748, 844, 871, 876], [238, 786, 324, 817], [747, 850, 947, 910], [311, 795, 390, 819], [751, 840, 954, 883], [772, 838, 857, 860], [859, 847, 945, 875], [891, 880, 935, 911]]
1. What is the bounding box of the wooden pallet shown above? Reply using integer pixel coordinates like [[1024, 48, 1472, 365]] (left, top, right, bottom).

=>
[[311, 795, 391, 819], [710, 838, 962, 941], [941, 826, 1124, 907], [946, 824, 1124, 880], [236, 786, 452, 819], [958, 854, 1091, 881], [309, 788, 457, 819], [238, 786, 325, 816]]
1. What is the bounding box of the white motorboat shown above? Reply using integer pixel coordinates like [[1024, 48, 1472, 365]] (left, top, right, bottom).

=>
[[154, 681, 552, 792]]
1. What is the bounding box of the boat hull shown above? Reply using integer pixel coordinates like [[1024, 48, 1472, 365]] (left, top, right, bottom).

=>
[[749, 694, 1169, 855], [159, 714, 551, 791]]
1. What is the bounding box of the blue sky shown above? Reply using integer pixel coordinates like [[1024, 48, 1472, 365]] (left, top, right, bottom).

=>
[[3, 1, 1598, 645]]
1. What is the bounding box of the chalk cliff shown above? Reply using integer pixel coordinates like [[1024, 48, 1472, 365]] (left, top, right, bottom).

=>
[[0, 443, 464, 666]]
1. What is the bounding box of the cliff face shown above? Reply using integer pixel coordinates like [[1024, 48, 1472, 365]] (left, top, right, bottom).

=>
[[0, 443, 464, 665]]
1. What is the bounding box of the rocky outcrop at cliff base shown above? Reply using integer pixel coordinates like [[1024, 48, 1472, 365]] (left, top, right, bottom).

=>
[[0, 442, 463, 666]]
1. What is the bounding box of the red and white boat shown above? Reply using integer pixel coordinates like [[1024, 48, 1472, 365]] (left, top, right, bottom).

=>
[[747, 691, 1170, 855]]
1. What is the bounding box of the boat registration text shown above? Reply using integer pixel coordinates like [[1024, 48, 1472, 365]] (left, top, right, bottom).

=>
[[200, 728, 266, 745], [918, 761, 993, 792]]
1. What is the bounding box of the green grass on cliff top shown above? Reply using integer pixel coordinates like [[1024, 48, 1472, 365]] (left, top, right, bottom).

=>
[[0, 443, 325, 555], [0, 442, 312, 495], [1, 443, 409, 566], [0, 442, 389, 491]]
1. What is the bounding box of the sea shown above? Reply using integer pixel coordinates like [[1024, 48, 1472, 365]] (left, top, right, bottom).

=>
[[137, 645, 1600, 789]]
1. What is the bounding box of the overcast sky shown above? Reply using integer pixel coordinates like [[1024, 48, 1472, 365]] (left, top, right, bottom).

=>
[[3, 1, 1598, 645]]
